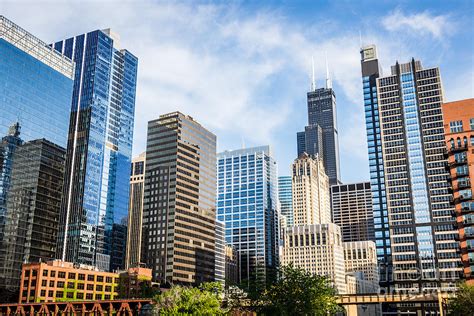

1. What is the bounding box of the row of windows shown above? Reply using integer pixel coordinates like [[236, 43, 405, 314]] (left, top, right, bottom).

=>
[[24, 269, 117, 283]]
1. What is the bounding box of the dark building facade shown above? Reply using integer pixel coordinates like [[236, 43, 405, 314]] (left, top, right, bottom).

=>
[[142, 112, 217, 286], [297, 78, 340, 185], [54, 29, 138, 271]]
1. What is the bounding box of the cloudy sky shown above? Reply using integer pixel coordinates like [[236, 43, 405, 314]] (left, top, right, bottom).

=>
[[2, 0, 473, 183]]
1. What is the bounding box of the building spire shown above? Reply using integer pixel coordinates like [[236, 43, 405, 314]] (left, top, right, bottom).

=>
[[325, 52, 332, 89], [311, 55, 316, 91]]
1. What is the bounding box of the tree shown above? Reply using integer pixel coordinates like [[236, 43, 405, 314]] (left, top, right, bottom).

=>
[[447, 282, 474, 316], [255, 264, 342, 316], [154, 282, 227, 315]]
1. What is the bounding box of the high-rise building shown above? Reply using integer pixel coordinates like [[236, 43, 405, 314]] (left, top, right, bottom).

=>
[[216, 146, 279, 284], [54, 29, 138, 271], [0, 16, 74, 298], [297, 69, 340, 185], [331, 182, 375, 242], [360, 45, 392, 291], [442, 98, 474, 283], [292, 153, 331, 225], [143, 112, 217, 286], [282, 224, 346, 293], [125, 153, 146, 269], [278, 176, 293, 227], [225, 245, 239, 286], [372, 50, 460, 294], [215, 220, 226, 285]]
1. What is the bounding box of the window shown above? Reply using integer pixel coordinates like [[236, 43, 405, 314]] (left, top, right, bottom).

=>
[[48, 291, 53, 297], [96, 285, 103, 291], [57, 281, 64, 288], [105, 286, 112, 292], [40, 290, 46, 297], [87, 284, 94, 291], [77, 283, 84, 290], [95, 294, 102, 300], [450, 120, 463, 133], [77, 293, 84, 299], [470, 118, 474, 130], [67, 292, 74, 299], [50, 271, 56, 278], [106, 277, 112, 283], [58, 272, 66, 278], [56, 291, 63, 298], [87, 275, 94, 281], [43, 270, 48, 277], [49, 281, 55, 287], [67, 282, 74, 289], [68, 273, 76, 279], [78, 274, 85, 280], [41, 280, 47, 286], [97, 276, 104, 282]]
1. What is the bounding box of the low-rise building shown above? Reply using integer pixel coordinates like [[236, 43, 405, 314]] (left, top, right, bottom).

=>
[[343, 241, 379, 289]]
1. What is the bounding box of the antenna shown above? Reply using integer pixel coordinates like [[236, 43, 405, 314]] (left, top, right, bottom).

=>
[[325, 52, 332, 89], [311, 55, 316, 91]]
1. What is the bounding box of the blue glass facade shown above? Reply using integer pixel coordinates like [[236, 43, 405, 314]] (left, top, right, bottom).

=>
[[217, 146, 279, 283], [278, 176, 293, 227], [54, 30, 138, 271], [360, 46, 392, 291], [0, 16, 74, 295]]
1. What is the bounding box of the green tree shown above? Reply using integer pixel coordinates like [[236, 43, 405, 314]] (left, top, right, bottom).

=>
[[447, 283, 474, 316], [256, 264, 342, 316], [154, 282, 227, 315]]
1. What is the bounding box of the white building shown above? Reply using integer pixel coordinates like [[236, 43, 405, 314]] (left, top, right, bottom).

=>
[[282, 223, 346, 294], [292, 153, 331, 225], [343, 240, 379, 291]]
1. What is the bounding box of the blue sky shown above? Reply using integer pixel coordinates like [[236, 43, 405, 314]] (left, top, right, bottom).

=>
[[2, 0, 473, 183]]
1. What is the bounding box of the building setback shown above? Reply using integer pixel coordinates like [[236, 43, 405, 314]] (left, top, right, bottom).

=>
[[54, 29, 138, 271], [142, 112, 217, 286], [216, 146, 279, 285], [0, 16, 74, 299], [292, 153, 331, 225], [125, 152, 146, 269], [442, 98, 474, 283], [375, 54, 460, 294], [331, 182, 375, 242]]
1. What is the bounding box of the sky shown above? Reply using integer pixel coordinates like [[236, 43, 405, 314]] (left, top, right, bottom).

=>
[[2, 0, 473, 183]]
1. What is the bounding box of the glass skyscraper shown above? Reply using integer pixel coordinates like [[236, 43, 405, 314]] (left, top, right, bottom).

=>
[[297, 76, 341, 185], [0, 16, 74, 298], [278, 176, 293, 227], [360, 45, 392, 292], [54, 29, 138, 271], [362, 45, 460, 300], [217, 146, 279, 284]]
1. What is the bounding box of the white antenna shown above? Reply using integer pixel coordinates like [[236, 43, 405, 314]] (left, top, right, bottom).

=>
[[311, 55, 316, 91], [325, 52, 332, 89]]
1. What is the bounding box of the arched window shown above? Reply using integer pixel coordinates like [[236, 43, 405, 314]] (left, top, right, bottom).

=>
[[450, 138, 455, 149], [464, 136, 468, 147], [457, 137, 462, 147]]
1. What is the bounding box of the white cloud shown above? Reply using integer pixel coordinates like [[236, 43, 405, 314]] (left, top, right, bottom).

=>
[[381, 9, 454, 40]]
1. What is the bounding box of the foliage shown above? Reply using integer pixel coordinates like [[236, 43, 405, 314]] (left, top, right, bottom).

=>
[[153, 282, 227, 315], [447, 282, 474, 316], [242, 264, 342, 316]]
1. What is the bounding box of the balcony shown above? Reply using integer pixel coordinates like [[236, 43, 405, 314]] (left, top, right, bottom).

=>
[[447, 145, 468, 154], [449, 158, 468, 168], [456, 180, 472, 190]]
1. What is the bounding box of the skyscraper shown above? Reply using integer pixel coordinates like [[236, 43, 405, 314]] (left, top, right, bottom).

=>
[[360, 45, 391, 291], [370, 48, 460, 294], [125, 153, 146, 269], [216, 146, 279, 284], [143, 112, 217, 285], [442, 98, 474, 283], [54, 29, 138, 271], [291, 153, 331, 225], [297, 68, 340, 185], [331, 182, 375, 242], [278, 176, 293, 227], [0, 16, 74, 298]]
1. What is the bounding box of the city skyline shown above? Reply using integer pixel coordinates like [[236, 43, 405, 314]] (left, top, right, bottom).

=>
[[2, 1, 472, 183]]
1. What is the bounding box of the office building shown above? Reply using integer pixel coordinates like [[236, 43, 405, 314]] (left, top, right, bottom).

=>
[[217, 146, 279, 284], [19, 260, 152, 303], [125, 153, 146, 269], [225, 245, 239, 286], [281, 224, 346, 293], [292, 153, 331, 225], [343, 241, 379, 289], [278, 176, 293, 227], [360, 45, 392, 291], [297, 67, 341, 185], [443, 98, 474, 283], [0, 16, 74, 298], [215, 220, 226, 284], [373, 50, 460, 293], [331, 182, 375, 242], [142, 112, 217, 285], [54, 29, 138, 271]]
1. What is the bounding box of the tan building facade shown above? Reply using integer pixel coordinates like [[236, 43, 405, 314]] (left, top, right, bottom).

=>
[[282, 224, 346, 294], [291, 153, 331, 225], [125, 152, 146, 269], [19, 261, 119, 303], [343, 241, 379, 291], [443, 98, 474, 283]]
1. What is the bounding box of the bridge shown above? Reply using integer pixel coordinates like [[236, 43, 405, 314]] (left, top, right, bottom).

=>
[[0, 299, 153, 315], [336, 292, 454, 316]]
